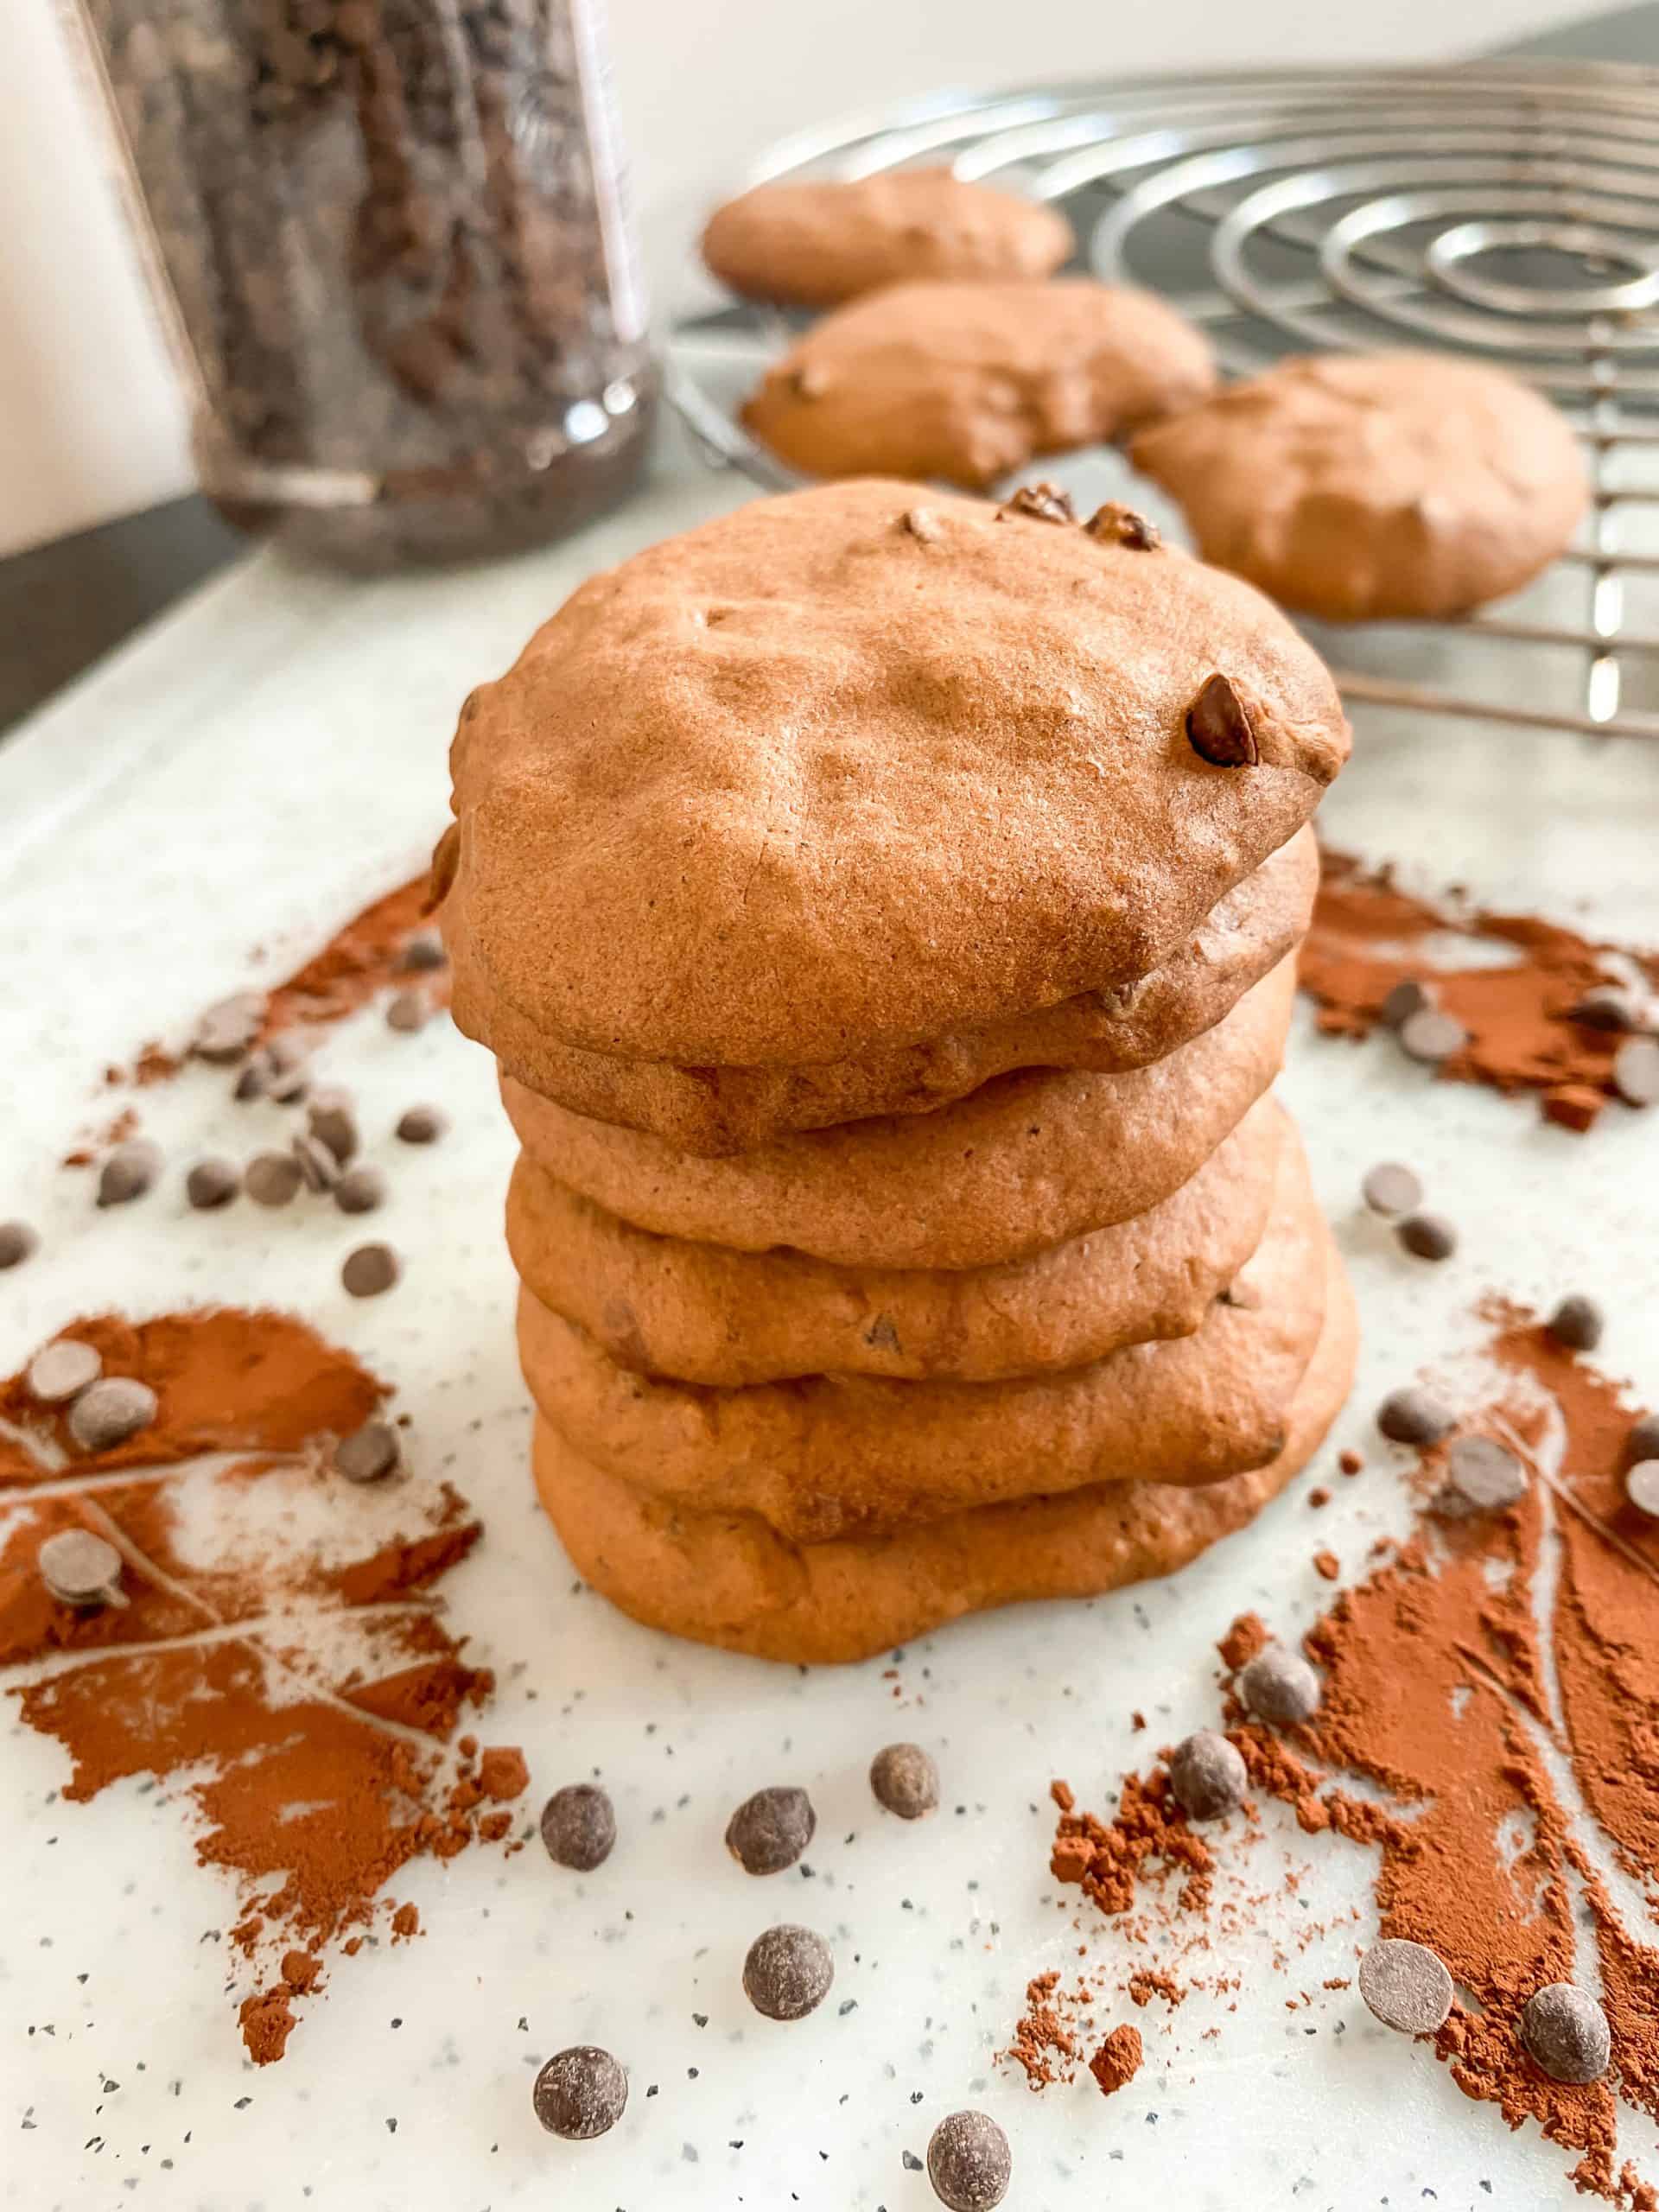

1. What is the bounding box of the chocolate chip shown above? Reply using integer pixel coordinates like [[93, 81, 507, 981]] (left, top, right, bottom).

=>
[[1612, 1036, 1659, 1106], [1377, 1388, 1454, 1446], [1440, 1435, 1528, 1516], [334, 1166, 388, 1216], [1185, 674, 1258, 767], [292, 1134, 341, 1194], [741, 1924, 833, 2020], [27, 1341, 103, 1405], [97, 1140, 162, 1207], [67, 1377, 158, 1452], [1626, 1413, 1659, 1467], [1084, 501, 1160, 549], [1362, 1161, 1422, 1217], [385, 990, 428, 1034], [191, 992, 265, 1063], [246, 1152, 303, 1207], [1571, 986, 1638, 1033], [187, 1158, 241, 1211], [1239, 1645, 1321, 1726], [531, 2045, 627, 2139], [342, 1243, 400, 1297], [334, 1421, 400, 1483], [998, 481, 1075, 524], [307, 1091, 359, 1166], [396, 928, 448, 974], [1396, 1213, 1457, 1262], [901, 506, 942, 543], [1399, 1008, 1468, 1065], [232, 1059, 270, 1103], [0, 1221, 38, 1268], [1381, 977, 1436, 1029], [541, 1783, 616, 1871], [1167, 1730, 1247, 1820], [1547, 1294, 1604, 1352], [1522, 1983, 1610, 2083], [38, 1529, 125, 1610], [926, 2110, 1011, 2211], [262, 1035, 311, 1103], [870, 1744, 939, 1820], [395, 1104, 448, 1145], [1626, 1460, 1659, 1519], [726, 1785, 816, 1875], [1358, 1938, 1452, 2035]]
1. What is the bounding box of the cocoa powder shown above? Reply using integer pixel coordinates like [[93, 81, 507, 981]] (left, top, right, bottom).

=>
[[1089, 2023, 1143, 2097]]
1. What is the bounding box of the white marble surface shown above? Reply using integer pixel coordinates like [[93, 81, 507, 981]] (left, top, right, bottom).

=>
[[5, 426, 1659, 2212]]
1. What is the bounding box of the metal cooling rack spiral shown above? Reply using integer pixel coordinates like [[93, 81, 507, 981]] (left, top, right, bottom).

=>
[[666, 62, 1659, 742]]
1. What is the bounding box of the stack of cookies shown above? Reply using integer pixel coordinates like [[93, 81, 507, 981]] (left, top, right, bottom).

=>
[[439, 478, 1357, 1664]]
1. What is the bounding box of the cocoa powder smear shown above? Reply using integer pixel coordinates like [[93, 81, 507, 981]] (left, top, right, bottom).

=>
[[1039, 1306, 1659, 2205], [0, 1306, 523, 2065]]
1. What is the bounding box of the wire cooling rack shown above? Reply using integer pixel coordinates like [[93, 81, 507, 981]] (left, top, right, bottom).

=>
[[666, 63, 1659, 741]]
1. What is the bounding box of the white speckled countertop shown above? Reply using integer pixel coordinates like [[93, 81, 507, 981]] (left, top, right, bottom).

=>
[[4, 425, 1659, 2212]]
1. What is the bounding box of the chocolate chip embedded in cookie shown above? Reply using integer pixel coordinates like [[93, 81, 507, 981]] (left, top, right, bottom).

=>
[[701, 168, 1072, 308], [742, 279, 1217, 490], [1131, 351, 1588, 620]]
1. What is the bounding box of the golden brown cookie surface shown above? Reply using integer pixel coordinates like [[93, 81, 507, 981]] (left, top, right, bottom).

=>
[[531, 1239, 1357, 1664], [443, 483, 1345, 1067], [457, 826, 1318, 1154], [1132, 351, 1588, 620], [507, 1095, 1284, 1387], [741, 280, 1216, 488], [518, 1118, 1325, 1542], [701, 168, 1073, 308]]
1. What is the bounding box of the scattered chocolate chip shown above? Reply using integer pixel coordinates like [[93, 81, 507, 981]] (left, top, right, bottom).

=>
[[1239, 1645, 1321, 1726], [26, 1340, 103, 1405], [292, 1134, 341, 1194], [342, 1242, 400, 1297], [396, 928, 448, 974], [186, 1158, 241, 1211], [245, 1152, 303, 1207], [1358, 1938, 1453, 2035], [1571, 986, 1638, 1033], [1380, 977, 1436, 1028], [1626, 1413, 1659, 1467], [67, 1377, 158, 1452], [263, 1036, 311, 1103], [0, 1220, 38, 1268], [1440, 1435, 1528, 1516], [901, 506, 942, 543], [191, 992, 265, 1063], [926, 2109, 1011, 2211], [998, 481, 1075, 524], [1399, 1008, 1468, 1065], [1377, 1388, 1454, 1446], [385, 990, 428, 1034], [1185, 673, 1258, 767], [1396, 1213, 1457, 1262], [869, 1743, 939, 1820], [541, 1783, 616, 1871], [333, 1421, 401, 1484], [37, 1529, 125, 1610], [741, 1924, 833, 2020], [1084, 501, 1160, 549], [97, 1140, 162, 1207], [1546, 1294, 1604, 1352], [1362, 1161, 1422, 1217], [334, 1166, 388, 1216], [1612, 1036, 1659, 1107], [1626, 1460, 1659, 1519], [532, 2045, 627, 2139], [307, 1091, 359, 1166], [726, 1785, 816, 1875], [1168, 1730, 1247, 1820], [232, 1059, 270, 1103], [1522, 1983, 1610, 2084], [395, 1104, 448, 1145]]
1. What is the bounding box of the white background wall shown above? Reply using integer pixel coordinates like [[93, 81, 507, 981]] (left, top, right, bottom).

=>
[[3, 0, 1605, 556]]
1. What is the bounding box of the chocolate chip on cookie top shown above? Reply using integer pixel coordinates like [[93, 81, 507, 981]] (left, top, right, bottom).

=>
[[444, 480, 1349, 1069]]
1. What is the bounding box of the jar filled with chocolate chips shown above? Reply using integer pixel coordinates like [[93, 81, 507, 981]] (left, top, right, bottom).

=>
[[72, 0, 655, 568]]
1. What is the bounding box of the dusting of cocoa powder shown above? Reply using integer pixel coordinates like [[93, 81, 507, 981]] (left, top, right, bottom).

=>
[[1300, 849, 1659, 1131], [1089, 2023, 1143, 2097], [258, 874, 446, 1039]]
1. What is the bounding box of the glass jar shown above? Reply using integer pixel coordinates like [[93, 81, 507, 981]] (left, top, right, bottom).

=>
[[71, 0, 655, 569]]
